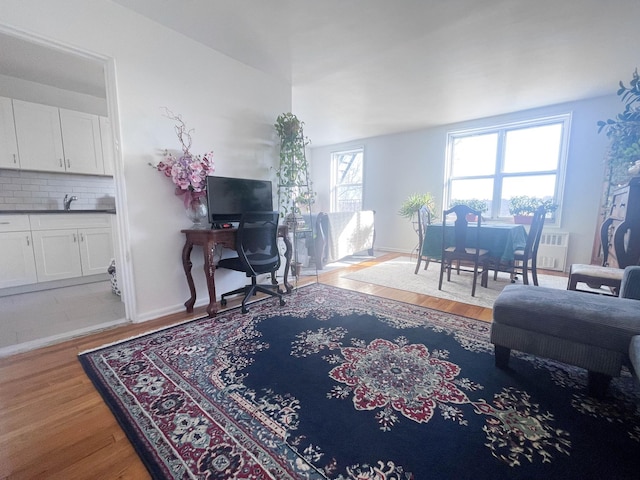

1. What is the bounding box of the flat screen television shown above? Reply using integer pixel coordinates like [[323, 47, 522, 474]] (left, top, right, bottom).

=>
[[206, 175, 273, 226]]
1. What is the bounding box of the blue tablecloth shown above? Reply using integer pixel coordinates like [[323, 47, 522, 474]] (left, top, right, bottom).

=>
[[421, 223, 527, 263]]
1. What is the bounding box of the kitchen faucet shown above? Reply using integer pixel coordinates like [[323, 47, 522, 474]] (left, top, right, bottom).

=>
[[63, 194, 78, 211]]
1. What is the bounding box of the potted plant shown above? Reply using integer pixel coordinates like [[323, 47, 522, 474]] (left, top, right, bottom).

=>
[[274, 113, 315, 226], [597, 68, 640, 204], [449, 198, 488, 221], [399, 192, 436, 222], [508, 196, 557, 224]]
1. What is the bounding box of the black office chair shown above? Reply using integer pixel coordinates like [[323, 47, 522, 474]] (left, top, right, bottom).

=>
[[438, 204, 490, 297], [414, 205, 434, 273], [218, 211, 286, 313], [512, 205, 546, 285]]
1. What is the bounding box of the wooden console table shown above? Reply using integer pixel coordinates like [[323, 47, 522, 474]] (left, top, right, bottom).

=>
[[181, 225, 293, 316]]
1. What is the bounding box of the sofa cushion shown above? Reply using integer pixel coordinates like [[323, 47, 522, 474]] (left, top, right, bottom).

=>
[[493, 284, 640, 354]]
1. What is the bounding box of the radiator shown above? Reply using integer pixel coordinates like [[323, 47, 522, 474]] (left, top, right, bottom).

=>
[[536, 231, 569, 272]]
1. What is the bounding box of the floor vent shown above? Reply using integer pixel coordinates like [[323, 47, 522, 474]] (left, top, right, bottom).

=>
[[537, 231, 569, 272]]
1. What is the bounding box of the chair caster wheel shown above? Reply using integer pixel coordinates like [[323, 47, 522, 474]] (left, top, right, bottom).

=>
[[241, 306, 248, 314], [220, 298, 227, 306], [280, 299, 286, 306]]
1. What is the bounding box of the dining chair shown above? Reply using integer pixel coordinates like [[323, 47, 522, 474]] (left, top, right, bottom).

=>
[[438, 204, 490, 297], [414, 205, 434, 273], [512, 205, 546, 285], [567, 217, 623, 296], [217, 211, 286, 313]]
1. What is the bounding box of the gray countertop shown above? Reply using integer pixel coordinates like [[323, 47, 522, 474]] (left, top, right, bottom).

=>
[[0, 209, 117, 214]]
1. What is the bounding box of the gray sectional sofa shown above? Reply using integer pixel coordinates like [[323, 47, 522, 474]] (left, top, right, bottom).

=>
[[491, 266, 640, 397]]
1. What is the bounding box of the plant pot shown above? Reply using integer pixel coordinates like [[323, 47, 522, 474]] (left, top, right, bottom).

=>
[[466, 214, 478, 222], [513, 215, 533, 225]]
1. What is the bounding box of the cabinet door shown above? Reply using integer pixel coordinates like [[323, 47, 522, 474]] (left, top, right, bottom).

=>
[[78, 227, 113, 275], [0, 232, 37, 288], [100, 116, 115, 176], [13, 99, 65, 172], [32, 229, 82, 281], [0, 97, 19, 169], [59, 108, 104, 175]]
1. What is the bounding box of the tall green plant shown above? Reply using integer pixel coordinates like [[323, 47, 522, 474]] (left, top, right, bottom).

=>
[[597, 68, 640, 193], [274, 113, 315, 218]]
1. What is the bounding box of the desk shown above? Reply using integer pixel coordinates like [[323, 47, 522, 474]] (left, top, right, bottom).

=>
[[181, 225, 292, 316], [421, 223, 527, 265]]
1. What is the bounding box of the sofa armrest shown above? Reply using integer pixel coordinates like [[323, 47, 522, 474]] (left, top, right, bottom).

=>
[[619, 266, 640, 300]]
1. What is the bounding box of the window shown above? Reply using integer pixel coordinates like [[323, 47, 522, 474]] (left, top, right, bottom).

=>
[[445, 114, 571, 222], [331, 148, 364, 212]]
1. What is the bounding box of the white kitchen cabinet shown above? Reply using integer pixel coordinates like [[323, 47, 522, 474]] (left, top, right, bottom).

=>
[[0, 215, 37, 288], [60, 108, 104, 175], [100, 116, 115, 176], [30, 214, 114, 282], [0, 97, 20, 169], [31, 228, 83, 281], [13, 99, 65, 173], [12, 99, 106, 175], [78, 227, 114, 275]]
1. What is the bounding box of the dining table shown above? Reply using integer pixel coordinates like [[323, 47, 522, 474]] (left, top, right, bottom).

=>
[[420, 222, 528, 269]]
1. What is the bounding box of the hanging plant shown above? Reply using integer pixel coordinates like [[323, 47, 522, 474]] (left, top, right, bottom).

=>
[[274, 112, 315, 218]]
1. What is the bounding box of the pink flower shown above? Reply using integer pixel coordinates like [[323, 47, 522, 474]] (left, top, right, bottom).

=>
[[153, 111, 216, 205]]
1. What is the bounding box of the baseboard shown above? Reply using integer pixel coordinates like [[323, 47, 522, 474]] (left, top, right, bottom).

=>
[[0, 317, 128, 358]]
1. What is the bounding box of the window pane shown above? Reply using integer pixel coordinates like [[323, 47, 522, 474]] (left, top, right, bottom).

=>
[[504, 124, 562, 173], [336, 186, 362, 212], [451, 133, 498, 176], [449, 178, 494, 212], [336, 152, 363, 185], [499, 174, 557, 216], [332, 149, 363, 212]]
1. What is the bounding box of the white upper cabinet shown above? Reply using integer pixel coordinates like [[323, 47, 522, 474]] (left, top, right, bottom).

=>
[[13, 99, 65, 173], [100, 116, 115, 176], [0, 97, 20, 169], [12, 99, 106, 176], [59, 108, 104, 175]]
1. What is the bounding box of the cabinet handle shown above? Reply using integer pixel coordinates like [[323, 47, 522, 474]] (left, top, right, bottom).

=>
[[26, 236, 30, 246], [66, 159, 71, 168], [73, 233, 77, 242], [59, 159, 63, 168], [80, 233, 85, 242], [0, 221, 9, 225], [13, 153, 17, 164]]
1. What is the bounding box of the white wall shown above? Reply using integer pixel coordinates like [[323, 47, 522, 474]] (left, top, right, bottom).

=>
[[311, 95, 620, 270], [0, 0, 291, 321]]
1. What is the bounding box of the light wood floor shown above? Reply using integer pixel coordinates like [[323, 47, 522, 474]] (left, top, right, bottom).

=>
[[0, 252, 494, 479]]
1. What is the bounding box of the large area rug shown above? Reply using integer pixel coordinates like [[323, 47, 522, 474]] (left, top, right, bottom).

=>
[[79, 284, 640, 479], [344, 257, 570, 308]]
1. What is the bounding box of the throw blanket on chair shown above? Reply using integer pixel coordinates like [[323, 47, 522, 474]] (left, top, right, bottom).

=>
[[325, 210, 375, 263]]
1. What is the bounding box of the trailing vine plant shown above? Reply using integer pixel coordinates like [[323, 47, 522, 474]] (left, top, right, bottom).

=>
[[274, 112, 315, 219]]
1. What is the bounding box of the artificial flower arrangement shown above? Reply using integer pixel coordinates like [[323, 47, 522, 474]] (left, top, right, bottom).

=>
[[153, 108, 215, 208]]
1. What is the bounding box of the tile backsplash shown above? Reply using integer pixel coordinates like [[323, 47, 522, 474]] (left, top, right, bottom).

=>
[[0, 169, 116, 211]]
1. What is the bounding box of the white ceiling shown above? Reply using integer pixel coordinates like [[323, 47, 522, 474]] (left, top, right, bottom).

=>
[[4, 1, 640, 147]]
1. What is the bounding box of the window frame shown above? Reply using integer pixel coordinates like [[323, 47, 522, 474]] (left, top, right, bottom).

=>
[[330, 146, 365, 212], [444, 114, 572, 226]]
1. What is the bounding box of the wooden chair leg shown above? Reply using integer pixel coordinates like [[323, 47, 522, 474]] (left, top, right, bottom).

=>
[[423, 259, 430, 271], [414, 256, 422, 274], [522, 261, 529, 285], [471, 268, 478, 296], [531, 257, 539, 286]]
